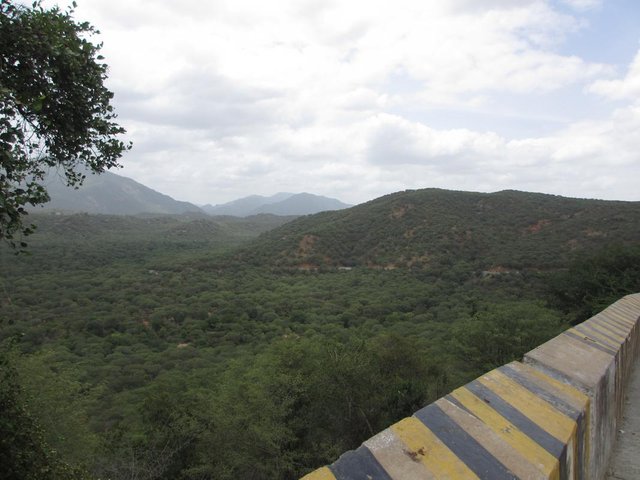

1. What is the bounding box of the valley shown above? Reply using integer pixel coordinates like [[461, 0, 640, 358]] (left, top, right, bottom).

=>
[[1, 188, 639, 479]]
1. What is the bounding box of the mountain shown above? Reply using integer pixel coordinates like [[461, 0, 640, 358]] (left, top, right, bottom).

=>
[[202, 192, 351, 217], [250, 193, 352, 216], [33, 170, 203, 215], [201, 192, 293, 216], [239, 188, 640, 270]]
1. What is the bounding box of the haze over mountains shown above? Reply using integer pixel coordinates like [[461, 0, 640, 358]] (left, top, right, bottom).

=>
[[202, 192, 352, 217], [36, 170, 203, 215], [35, 171, 351, 217]]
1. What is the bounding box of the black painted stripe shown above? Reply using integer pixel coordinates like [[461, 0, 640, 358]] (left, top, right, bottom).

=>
[[329, 446, 392, 480], [573, 325, 619, 349], [499, 365, 586, 480], [414, 404, 517, 479], [465, 381, 566, 458], [563, 331, 616, 356], [498, 365, 582, 421]]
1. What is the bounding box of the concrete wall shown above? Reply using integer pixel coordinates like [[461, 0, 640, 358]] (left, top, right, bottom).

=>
[[301, 293, 640, 480]]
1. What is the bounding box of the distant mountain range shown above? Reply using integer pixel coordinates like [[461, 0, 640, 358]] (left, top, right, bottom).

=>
[[34, 170, 351, 217], [202, 192, 352, 217], [34, 170, 203, 215]]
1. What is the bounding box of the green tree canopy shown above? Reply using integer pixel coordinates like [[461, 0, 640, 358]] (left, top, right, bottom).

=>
[[0, 0, 129, 247], [550, 244, 640, 323]]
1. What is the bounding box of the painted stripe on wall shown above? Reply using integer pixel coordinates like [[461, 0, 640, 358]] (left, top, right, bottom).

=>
[[465, 380, 566, 460], [479, 370, 577, 479], [329, 446, 392, 480], [499, 363, 588, 480], [436, 398, 547, 480], [562, 331, 617, 356], [413, 403, 518, 479], [570, 326, 620, 351], [521, 364, 590, 411], [479, 370, 577, 445], [589, 310, 634, 331], [578, 322, 624, 343], [593, 311, 632, 330], [363, 429, 437, 480], [301, 467, 337, 480], [499, 364, 582, 422], [391, 417, 480, 479], [604, 308, 636, 327], [610, 299, 638, 313], [592, 315, 631, 335], [450, 386, 559, 479]]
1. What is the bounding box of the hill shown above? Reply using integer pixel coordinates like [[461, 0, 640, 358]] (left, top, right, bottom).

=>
[[22, 211, 294, 247], [240, 188, 640, 270], [202, 193, 293, 216], [34, 170, 203, 215], [202, 192, 351, 216]]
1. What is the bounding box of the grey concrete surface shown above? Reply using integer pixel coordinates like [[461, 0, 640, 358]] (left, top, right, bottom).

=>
[[606, 360, 640, 480]]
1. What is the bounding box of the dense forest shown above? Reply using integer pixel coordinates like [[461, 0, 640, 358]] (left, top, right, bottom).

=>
[[1, 189, 639, 479]]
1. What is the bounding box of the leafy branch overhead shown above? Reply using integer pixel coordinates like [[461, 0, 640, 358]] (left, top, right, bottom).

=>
[[0, 0, 130, 247]]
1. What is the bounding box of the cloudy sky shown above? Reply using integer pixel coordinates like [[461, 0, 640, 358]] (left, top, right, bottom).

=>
[[60, 0, 640, 205]]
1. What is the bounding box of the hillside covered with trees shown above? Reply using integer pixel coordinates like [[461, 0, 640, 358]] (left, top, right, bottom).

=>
[[1, 188, 639, 479], [240, 188, 640, 270]]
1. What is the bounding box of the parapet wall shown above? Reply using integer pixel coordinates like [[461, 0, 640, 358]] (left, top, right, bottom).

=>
[[301, 293, 640, 480]]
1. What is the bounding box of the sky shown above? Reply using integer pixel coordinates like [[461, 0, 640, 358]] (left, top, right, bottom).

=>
[[51, 0, 640, 205]]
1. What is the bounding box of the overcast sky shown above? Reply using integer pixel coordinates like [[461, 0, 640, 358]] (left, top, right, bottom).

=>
[[57, 0, 640, 205]]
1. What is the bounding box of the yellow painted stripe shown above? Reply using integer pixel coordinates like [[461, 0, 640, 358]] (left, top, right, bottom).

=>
[[391, 416, 479, 480], [480, 370, 577, 443], [450, 387, 559, 480], [300, 466, 336, 480]]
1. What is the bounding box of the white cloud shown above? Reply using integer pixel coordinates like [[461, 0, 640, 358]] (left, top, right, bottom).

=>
[[588, 50, 640, 101], [560, 0, 602, 11], [33, 0, 636, 204]]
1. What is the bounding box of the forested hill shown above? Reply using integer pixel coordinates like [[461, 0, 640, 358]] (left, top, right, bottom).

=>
[[8, 212, 296, 269], [239, 188, 640, 270], [26, 211, 296, 243]]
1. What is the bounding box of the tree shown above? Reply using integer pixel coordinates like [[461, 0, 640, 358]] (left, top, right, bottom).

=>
[[549, 245, 640, 323], [0, 348, 88, 479], [0, 0, 129, 248], [452, 300, 567, 376]]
